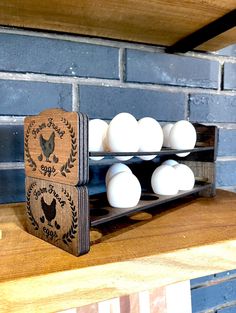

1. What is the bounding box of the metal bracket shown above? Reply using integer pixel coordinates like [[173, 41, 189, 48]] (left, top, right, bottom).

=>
[[166, 9, 236, 53]]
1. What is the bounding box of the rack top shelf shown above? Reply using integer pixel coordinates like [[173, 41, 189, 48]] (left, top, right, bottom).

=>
[[0, 1, 236, 52], [1, 189, 236, 312], [89, 146, 214, 157]]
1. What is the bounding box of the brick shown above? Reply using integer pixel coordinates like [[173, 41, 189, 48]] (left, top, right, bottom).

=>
[[0, 169, 25, 204], [0, 80, 72, 115], [79, 85, 185, 121], [218, 128, 236, 156], [0, 125, 24, 162], [191, 278, 236, 312], [189, 94, 236, 123], [224, 63, 236, 90], [216, 161, 236, 187], [126, 49, 219, 88], [0, 33, 119, 79]]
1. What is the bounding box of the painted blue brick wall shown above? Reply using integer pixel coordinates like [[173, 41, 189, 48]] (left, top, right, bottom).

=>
[[126, 49, 219, 88], [0, 169, 25, 204], [191, 270, 236, 288], [79, 85, 186, 120], [189, 94, 236, 123], [0, 30, 234, 195], [191, 270, 236, 313], [0, 125, 24, 162], [216, 161, 236, 187], [192, 279, 236, 312], [0, 80, 72, 115], [218, 129, 236, 157], [224, 63, 236, 90]]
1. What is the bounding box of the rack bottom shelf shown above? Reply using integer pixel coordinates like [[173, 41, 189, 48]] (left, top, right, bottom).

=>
[[90, 182, 213, 226]]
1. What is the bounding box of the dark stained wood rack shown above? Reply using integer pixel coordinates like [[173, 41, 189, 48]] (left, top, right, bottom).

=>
[[88, 123, 218, 225], [24, 110, 218, 256]]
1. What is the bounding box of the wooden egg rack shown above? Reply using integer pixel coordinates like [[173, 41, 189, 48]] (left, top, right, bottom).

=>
[[24, 109, 218, 256]]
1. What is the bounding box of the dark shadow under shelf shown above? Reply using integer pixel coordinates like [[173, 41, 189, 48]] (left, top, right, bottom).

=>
[[90, 181, 212, 226]]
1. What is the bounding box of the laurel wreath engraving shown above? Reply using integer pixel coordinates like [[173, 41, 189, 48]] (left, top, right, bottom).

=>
[[61, 188, 78, 245], [60, 117, 77, 177], [26, 182, 39, 230], [25, 120, 37, 171]]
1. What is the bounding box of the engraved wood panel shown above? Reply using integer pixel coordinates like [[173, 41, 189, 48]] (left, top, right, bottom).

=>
[[180, 161, 215, 197], [24, 109, 88, 185], [25, 177, 90, 256]]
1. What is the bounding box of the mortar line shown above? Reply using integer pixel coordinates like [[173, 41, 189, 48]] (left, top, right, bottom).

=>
[[72, 83, 79, 111], [191, 272, 236, 290], [212, 300, 236, 313], [1, 71, 236, 96], [119, 48, 126, 82], [218, 60, 224, 91], [0, 71, 78, 84], [217, 156, 236, 161], [185, 94, 190, 120], [0, 116, 24, 125], [0, 162, 24, 170], [72, 80, 236, 96]]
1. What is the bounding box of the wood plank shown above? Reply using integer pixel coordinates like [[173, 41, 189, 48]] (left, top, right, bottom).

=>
[[2, 190, 236, 312], [0, 1, 235, 51], [1, 227, 236, 312], [198, 26, 236, 51]]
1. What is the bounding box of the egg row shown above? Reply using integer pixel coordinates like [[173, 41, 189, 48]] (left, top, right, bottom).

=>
[[163, 121, 196, 157], [106, 161, 195, 208], [89, 112, 197, 161], [151, 160, 195, 196]]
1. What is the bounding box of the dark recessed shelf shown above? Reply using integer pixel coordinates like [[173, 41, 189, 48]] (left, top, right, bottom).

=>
[[90, 181, 212, 226], [89, 146, 214, 158]]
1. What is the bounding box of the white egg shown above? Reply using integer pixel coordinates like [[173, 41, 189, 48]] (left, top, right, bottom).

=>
[[105, 163, 132, 186], [107, 171, 141, 208], [162, 123, 174, 148], [162, 159, 179, 166], [89, 119, 108, 161], [138, 117, 163, 160], [106, 113, 139, 160], [173, 164, 195, 190], [169, 120, 197, 157], [151, 165, 178, 195]]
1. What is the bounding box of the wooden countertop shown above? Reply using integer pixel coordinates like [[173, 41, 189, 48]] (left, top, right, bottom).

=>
[[1, 189, 236, 312], [0, 1, 236, 51]]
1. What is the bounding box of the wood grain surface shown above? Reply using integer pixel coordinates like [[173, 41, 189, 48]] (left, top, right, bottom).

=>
[[24, 110, 81, 185], [25, 177, 90, 256], [0, 1, 235, 51], [1, 190, 236, 312]]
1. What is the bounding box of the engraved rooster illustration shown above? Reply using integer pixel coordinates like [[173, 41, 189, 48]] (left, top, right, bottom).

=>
[[41, 197, 57, 227], [39, 131, 55, 162]]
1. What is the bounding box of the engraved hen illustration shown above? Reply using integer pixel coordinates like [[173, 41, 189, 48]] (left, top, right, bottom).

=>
[[41, 197, 57, 227], [39, 131, 55, 162]]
